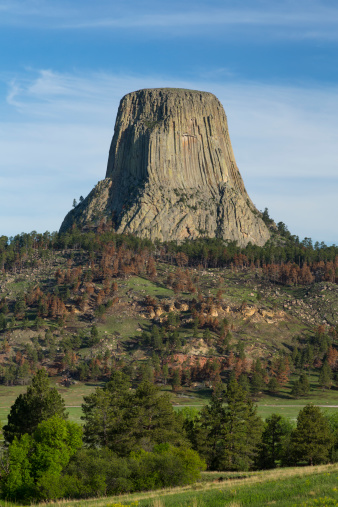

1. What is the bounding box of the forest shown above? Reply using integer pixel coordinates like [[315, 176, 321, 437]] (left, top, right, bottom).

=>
[[0, 368, 337, 502], [0, 219, 337, 502]]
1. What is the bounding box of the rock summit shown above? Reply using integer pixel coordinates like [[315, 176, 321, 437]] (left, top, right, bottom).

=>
[[60, 88, 270, 246]]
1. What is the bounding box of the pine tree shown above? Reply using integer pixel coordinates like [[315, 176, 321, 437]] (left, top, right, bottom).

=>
[[251, 371, 265, 396], [3, 369, 68, 443], [82, 370, 131, 449], [318, 360, 332, 390], [238, 373, 250, 393], [291, 373, 310, 398], [172, 369, 181, 391], [82, 373, 186, 455], [197, 379, 262, 470], [256, 413, 293, 469], [290, 404, 334, 465], [267, 376, 279, 394]]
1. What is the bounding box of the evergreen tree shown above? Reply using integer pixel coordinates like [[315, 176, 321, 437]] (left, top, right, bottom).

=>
[[238, 373, 250, 393], [197, 379, 262, 470], [291, 373, 310, 398], [251, 371, 264, 397], [172, 369, 181, 391], [140, 362, 154, 383], [318, 360, 332, 390], [82, 372, 187, 455], [290, 404, 334, 465], [82, 370, 130, 449], [267, 377, 279, 394], [256, 413, 292, 469], [3, 369, 68, 443], [89, 325, 100, 346], [236, 340, 245, 360], [162, 363, 169, 385], [291, 346, 299, 370], [126, 381, 187, 453], [324, 411, 338, 462], [0, 313, 7, 330], [299, 373, 310, 395]]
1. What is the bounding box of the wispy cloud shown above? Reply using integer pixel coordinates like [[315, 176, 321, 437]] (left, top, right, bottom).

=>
[[1, 69, 338, 243], [63, 6, 338, 30], [2, 0, 338, 41]]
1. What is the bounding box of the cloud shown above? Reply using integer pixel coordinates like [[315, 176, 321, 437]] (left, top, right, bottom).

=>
[[2, 0, 338, 41], [1, 69, 338, 243], [63, 5, 338, 31]]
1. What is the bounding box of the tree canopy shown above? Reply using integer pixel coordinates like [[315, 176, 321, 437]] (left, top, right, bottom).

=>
[[82, 371, 188, 455], [3, 369, 68, 444], [256, 413, 293, 469], [2, 416, 82, 501], [196, 379, 263, 471], [290, 404, 334, 466]]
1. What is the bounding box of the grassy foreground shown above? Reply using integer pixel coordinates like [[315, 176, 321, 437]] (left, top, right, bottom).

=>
[[3, 464, 336, 507]]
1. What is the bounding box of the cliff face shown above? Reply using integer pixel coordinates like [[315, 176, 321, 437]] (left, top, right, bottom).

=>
[[60, 88, 270, 246]]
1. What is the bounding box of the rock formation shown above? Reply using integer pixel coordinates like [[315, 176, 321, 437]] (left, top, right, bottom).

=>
[[60, 88, 270, 246]]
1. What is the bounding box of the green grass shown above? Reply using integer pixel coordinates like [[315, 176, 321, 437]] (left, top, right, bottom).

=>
[[172, 378, 338, 422], [66, 406, 84, 424], [53, 381, 103, 405], [98, 315, 143, 340], [22, 464, 338, 507], [126, 276, 174, 298], [258, 371, 338, 406], [2, 279, 32, 297], [256, 405, 338, 423]]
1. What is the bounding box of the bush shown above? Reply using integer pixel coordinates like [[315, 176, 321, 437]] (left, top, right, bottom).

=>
[[60, 445, 205, 499], [61, 448, 132, 498], [130, 444, 206, 490]]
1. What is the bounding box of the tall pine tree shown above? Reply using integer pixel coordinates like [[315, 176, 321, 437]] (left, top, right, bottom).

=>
[[3, 369, 67, 443], [197, 379, 262, 470], [290, 404, 333, 465]]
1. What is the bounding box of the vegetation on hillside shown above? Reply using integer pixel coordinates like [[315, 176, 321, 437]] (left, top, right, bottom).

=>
[[0, 220, 337, 502]]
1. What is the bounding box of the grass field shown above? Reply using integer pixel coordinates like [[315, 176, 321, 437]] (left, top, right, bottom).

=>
[[9, 463, 336, 507]]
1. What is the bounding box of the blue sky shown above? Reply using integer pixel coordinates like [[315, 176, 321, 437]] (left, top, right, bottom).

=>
[[1, 0, 337, 244]]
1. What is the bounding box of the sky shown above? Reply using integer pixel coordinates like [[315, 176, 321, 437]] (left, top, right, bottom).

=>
[[0, 0, 337, 244]]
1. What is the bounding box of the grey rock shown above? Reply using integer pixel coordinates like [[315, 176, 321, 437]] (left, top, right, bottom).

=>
[[60, 88, 270, 246]]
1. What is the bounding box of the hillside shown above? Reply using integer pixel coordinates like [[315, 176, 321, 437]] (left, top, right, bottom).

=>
[[0, 229, 337, 413]]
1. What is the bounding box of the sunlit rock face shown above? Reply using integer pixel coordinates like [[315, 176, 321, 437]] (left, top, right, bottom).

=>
[[60, 88, 270, 246]]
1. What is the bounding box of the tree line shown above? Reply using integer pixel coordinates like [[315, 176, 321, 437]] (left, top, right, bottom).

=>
[[0, 369, 337, 503], [1, 223, 337, 282]]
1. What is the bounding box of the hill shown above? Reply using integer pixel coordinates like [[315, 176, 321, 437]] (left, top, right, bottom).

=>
[[0, 229, 337, 424]]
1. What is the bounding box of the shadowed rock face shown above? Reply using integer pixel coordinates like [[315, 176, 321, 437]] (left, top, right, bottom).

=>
[[60, 88, 270, 246]]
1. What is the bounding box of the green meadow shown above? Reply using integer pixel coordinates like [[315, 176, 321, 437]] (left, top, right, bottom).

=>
[[10, 464, 336, 507]]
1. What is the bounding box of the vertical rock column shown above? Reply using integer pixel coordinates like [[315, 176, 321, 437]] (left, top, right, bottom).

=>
[[60, 88, 270, 247]]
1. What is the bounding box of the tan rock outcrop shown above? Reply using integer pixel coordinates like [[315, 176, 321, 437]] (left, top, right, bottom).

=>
[[243, 306, 257, 318], [60, 88, 270, 246]]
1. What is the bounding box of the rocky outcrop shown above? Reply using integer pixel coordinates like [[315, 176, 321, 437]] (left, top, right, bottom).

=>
[[60, 88, 270, 246]]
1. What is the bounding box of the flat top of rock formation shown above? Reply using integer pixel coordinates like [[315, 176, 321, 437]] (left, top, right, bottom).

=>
[[121, 87, 217, 99]]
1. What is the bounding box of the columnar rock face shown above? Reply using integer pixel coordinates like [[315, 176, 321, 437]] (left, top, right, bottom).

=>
[[60, 88, 270, 246]]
